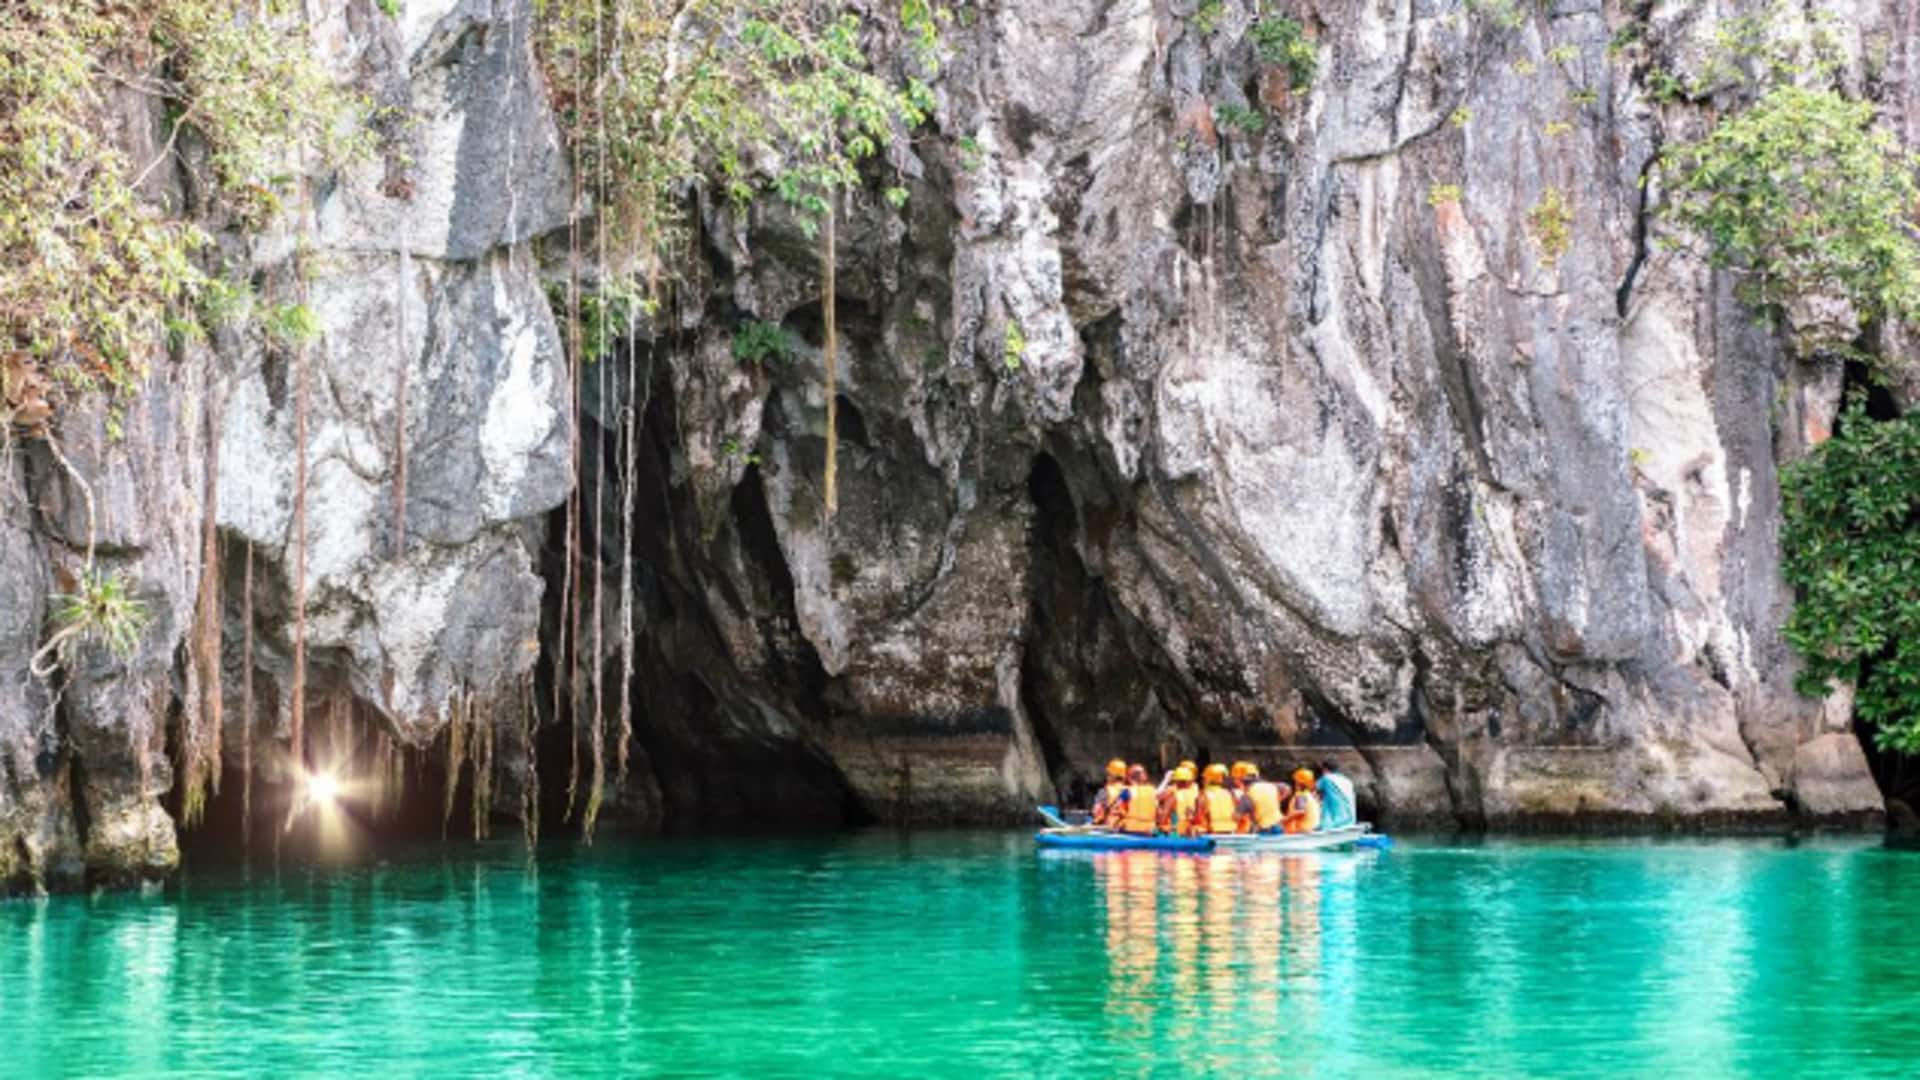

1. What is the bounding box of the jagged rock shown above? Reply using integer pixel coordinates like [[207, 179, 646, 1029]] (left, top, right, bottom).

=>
[[7, 0, 1914, 893]]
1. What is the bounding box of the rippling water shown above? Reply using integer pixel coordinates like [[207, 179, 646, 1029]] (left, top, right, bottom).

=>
[[3, 833, 1917, 1076]]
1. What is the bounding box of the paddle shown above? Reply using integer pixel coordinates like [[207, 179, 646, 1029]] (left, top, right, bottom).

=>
[[1036, 805, 1072, 828]]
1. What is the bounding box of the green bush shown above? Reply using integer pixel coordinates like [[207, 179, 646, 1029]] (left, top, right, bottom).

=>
[[1781, 400, 1920, 753], [1249, 17, 1318, 90], [1214, 104, 1266, 136], [0, 1, 367, 412], [1661, 85, 1920, 357], [1526, 186, 1572, 266], [42, 568, 150, 671], [732, 319, 797, 365]]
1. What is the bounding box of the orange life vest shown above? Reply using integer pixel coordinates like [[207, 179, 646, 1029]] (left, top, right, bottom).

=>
[[1202, 787, 1239, 834], [1171, 785, 1199, 835], [1286, 789, 1322, 834], [1119, 783, 1158, 834], [1094, 780, 1125, 823], [1248, 781, 1284, 832]]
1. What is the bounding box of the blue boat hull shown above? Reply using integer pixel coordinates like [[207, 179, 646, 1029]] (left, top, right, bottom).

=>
[[1034, 830, 1216, 853]]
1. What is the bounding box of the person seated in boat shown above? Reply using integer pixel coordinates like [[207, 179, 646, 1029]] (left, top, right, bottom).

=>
[[1090, 759, 1128, 826], [1111, 765, 1162, 835], [1227, 761, 1255, 832], [1196, 764, 1239, 834], [1243, 766, 1287, 835], [1316, 759, 1357, 829], [1284, 768, 1323, 834], [1162, 765, 1200, 835], [1158, 758, 1198, 794]]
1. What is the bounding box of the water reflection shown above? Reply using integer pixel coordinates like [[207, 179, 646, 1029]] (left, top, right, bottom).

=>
[[1085, 849, 1372, 1068], [2, 834, 1915, 1076]]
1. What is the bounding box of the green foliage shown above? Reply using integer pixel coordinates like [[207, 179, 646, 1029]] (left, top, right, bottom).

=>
[[47, 568, 150, 665], [732, 318, 797, 364], [1543, 120, 1573, 138], [955, 135, 985, 172], [1427, 183, 1462, 207], [1449, 106, 1473, 129], [264, 302, 321, 348], [377, 0, 402, 15], [0, 1, 367, 414], [535, 0, 943, 280], [1512, 58, 1536, 76], [1214, 104, 1266, 137], [1192, 0, 1226, 35], [1781, 401, 1920, 753], [1546, 43, 1578, 65], [1569, 88, 1598, 108], [1465, 0, 1530, 31], [1526, 186, 1572, 266], [1003, 318, 1026, 371], [1660, 85, 1920, 357], [1249, 17, 1318, 90]]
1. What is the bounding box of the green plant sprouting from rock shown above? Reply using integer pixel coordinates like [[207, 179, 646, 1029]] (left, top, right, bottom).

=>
[[1781, 400, 1920, 753], [1249, 16, 1317, 90], [1214, 104, 1266, 137], [1660, 85, 1920, 360], [1526, 186, 1572, 266], [732, 319, 798, 364], [534, 0, 941, 281], [31, 567, 151, 679], [0, 1, 366, 416]]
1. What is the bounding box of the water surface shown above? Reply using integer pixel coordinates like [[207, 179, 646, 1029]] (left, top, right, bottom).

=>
[[4, 833, 1916, 1077]]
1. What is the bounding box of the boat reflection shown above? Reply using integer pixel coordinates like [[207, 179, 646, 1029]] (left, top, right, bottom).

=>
[[1088, 849, 1369, 1064]]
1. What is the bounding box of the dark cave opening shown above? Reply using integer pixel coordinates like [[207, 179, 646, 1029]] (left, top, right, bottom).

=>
[[174, 703, 472, 869]]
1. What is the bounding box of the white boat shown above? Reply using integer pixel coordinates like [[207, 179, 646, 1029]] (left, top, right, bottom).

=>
[[1207, 823, 1375, 852]]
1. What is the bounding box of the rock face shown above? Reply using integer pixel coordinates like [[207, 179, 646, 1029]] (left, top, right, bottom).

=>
[[1, 0, 570, 893], [614, 0, 1899, 830], [1, 0, 1905, 894]]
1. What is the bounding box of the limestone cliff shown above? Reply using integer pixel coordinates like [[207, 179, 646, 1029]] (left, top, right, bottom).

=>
[[1, 0, 1905, 894]]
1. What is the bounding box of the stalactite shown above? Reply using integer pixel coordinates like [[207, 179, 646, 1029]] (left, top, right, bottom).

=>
[[822, 193, 839, 520], [185, 359, 224, 825], [241, 538, 254, 847], [391, 248, 410, 559], [441, 695, 467, 838], [520, 676, 539, 851], [471, 696, 495, 841]]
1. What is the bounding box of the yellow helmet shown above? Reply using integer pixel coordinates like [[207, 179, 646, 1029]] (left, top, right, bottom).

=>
[[1203, 764, 1229, 785], [1294, 768, 1315, 788], [1229, 761, 1252, 782], [1244, 764, 1262, 780], [1173, 766, 1194, 783], [1178, 759, 1197, 775], [1106, 758, 1127, 779]]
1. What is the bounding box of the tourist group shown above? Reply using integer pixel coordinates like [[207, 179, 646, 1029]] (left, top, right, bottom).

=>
[[1090, 760, 1357, 838]]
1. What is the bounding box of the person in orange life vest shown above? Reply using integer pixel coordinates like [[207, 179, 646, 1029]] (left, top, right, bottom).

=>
[[1228, 761, 1255, 832], [1242, 765, 1287, 835], [1284, 767, 1323, 834], [1090, 758, 1128, 826], [1161, 765, 1200, 835], [1195, 764, 1239, 834], [1112, 765, 1161, 835]]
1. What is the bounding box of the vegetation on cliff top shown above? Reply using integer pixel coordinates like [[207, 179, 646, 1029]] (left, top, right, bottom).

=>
[[0, 1, 363, 426], [1661, 84, 1920, 361]]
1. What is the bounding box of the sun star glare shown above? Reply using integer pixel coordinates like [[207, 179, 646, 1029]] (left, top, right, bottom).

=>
[[307, 771, 340, 805]]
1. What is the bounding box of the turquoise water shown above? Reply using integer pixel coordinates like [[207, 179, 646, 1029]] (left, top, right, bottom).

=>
[[3, 833, 1917, 1077]]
